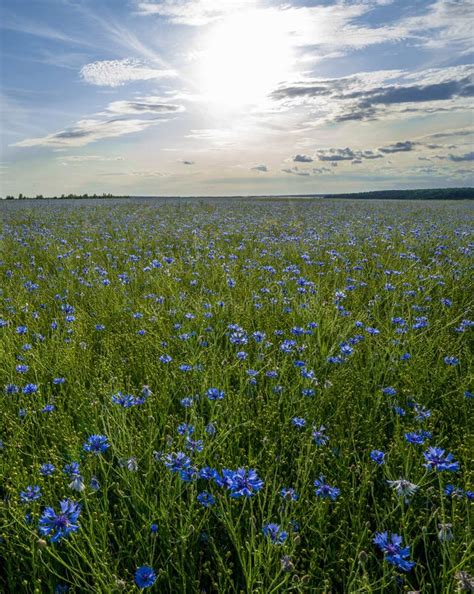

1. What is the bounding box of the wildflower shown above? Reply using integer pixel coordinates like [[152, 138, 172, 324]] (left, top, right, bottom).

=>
[[83, 434, 109, 455], [150, 523, 158, 533], [423, 447, 459, 472], [205, 422, 216, 436], [69, 475, 85, 492], [180, 397, 194, 407], [134, 566, 157, 589], [292, 417, 306, 428], [280, 555, 294, 572], [20, 485, 41, 503], [22, 383, 38, 395], [404, 431, 431, 445], [373, 532, 415, 572], [370, 450, 385, 465], [281, 488, 299, 501], [444, 356, 459, 365], [38, 499, 81, 543], [262, 523, 288, 544], [382, 387, 397, 396], [206, 387, 224, 401], [40, 463, 55, 476], [197, 491, 215, 507], [159, 354, 172, 364], [223, 468, 264, 498], [164, 452, 192, 473], [314, 475, 340, 501], [63, 462, 80, 477], [312, 425, 329, 446], [90, 477, 100, 491], [438, 523, 453, 542], [388, 477, 418, 498]]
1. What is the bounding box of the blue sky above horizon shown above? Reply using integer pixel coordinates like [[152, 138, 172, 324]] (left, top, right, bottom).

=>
[[1, 0, 473, 196]]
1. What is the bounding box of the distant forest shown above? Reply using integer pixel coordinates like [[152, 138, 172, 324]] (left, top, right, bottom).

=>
[[322, 187, 473, 200], [2, 187, 473, 200]]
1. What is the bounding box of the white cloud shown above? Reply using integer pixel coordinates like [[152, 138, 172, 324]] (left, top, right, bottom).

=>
[[105, 97, 184, 115], [136, 0, 254, 26], [80, 59, 176, 87], [14, 118, 164, 148]]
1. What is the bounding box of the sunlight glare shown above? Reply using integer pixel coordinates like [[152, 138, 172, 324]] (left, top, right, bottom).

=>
[[197, 11, 294, 109]]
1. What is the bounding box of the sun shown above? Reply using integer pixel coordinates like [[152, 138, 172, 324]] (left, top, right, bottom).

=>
[[196, 10, 294, 109]]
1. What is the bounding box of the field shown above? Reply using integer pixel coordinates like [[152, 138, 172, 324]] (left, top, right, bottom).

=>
[[0, 198, 472, 593]]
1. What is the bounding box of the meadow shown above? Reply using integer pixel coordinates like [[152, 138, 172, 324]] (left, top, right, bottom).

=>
[[0, 198, 472, 593]]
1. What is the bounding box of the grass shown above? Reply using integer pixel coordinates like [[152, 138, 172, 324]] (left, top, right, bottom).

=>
[[0, 198, 472, 593]]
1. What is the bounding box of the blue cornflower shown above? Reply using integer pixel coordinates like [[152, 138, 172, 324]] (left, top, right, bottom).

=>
[[16, 364, 29, 373], [236, 351, 248, 360], [89, 477, 100, 491], [20, 485, 41, 503], [135, 566, 156, 589], [423, 447, 459, 472], [262, 523, 288, 545], [314, 476, 340, 501], [185, 438, 203, 453], [41, 404, 55, 413], [63, 462, 80, 476], [382, 387, 397, 396], [312, 425, 329, 446], [404, 431, 431, 445], [177, 423, 194, 436], [112, 392, 137, 408], [180, 397, 194, 407], [197, 491, 215, 507], [159, 354, 172, 364], [444, 356, 459, 366], [205, 422, 216, 436], [291, 417, 306, 428], [5, 383, 19, 394], [370, 450, 385, 465], [83, 434, 109, 455], [38, 499, 81, 543], [164, 452, 192, 473], [223, 468, 264, 498], [206, 387, 224, 401], [373, 532, 415, 572], [444, 484, 464, 497], [40, 463, 55, 476], [22, 383, 38, 395], [150, 523, 158, 533], [281, 488, 299, 501], [53, 377, 66, 385]]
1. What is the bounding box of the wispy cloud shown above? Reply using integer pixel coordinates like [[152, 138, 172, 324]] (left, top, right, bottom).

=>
[[251, 164, 268, 172], [105, 97, 184, 115], [80, 59, 176, 87]]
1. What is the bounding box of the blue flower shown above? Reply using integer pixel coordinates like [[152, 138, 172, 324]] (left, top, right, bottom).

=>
[[382, 387, 397, 396], [22, 383, 38, 395], [281, 488, 299, 501], [206, 387, 224, 401], [83, 434, 109, 454], [164, 452, 192, 473], [404, 431, 431, 445], [135, 566, 156, 589], [262, 523, 288, 545], [197, 491, 215, 507], [423, 447, 459, 472], [223, 468, 264, 498], [312, 425, 329, 446], [40, 463, 55, 476], [314, 476, 340, 501], [370, 450, 385, 465], [444, 356, 459, 366], [20, 485, 41, 503], [39, 499, 81, 543], [373, 532, 415, 572], [291, 417, 306, 428]]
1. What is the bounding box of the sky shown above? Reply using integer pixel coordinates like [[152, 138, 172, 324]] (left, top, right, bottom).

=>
[[0, 0, 473, 196]]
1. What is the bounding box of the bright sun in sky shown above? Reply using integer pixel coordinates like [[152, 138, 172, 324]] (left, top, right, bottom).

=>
[[197, 11, 294, 109]]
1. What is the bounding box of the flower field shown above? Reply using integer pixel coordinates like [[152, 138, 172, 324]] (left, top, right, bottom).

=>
[[0, 198, 472, 593]]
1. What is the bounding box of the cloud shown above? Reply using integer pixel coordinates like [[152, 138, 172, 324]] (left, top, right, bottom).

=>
[[441, 152, 474, 162], [293, 154, 313, 163], [59, 155, 124, 163], [181, 160, 195, 165], [271, 65, 473, 124], [316, 147, 355, 161], [105, 97, 184, 115], [136, 1, 254, 26], [14, 118, 164, 148], [281, 166, 310, 176], [252, 164, 268, 172], [80, 59, 176, 87], [378, 141, 416, 153]]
